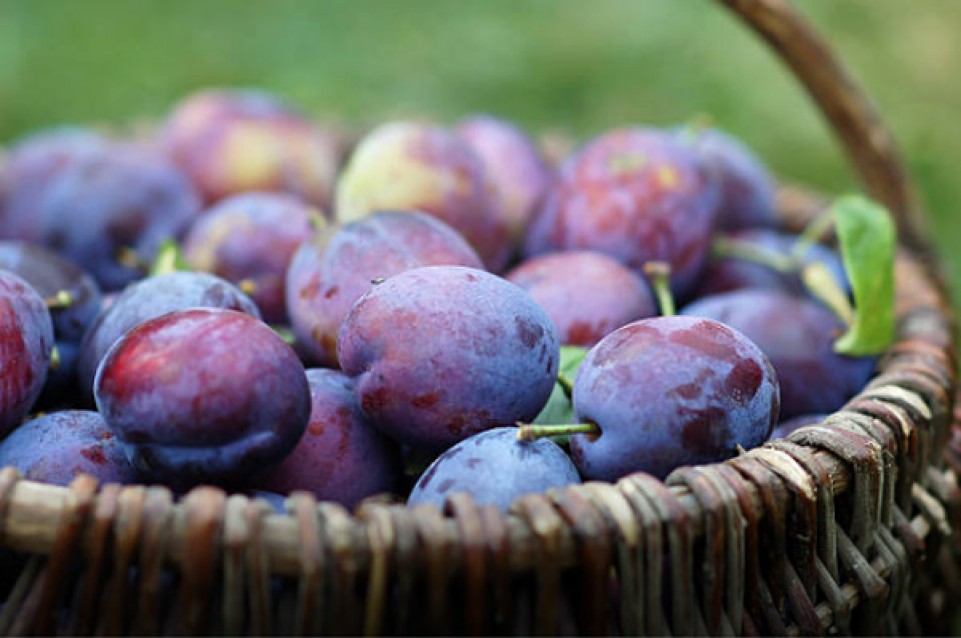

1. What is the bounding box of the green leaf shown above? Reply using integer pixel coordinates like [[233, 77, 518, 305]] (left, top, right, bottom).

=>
[[830, 195, 896, 356], [149, 239, 190, 276]]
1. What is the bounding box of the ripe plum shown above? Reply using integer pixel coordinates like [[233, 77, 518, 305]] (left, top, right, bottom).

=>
[[338, 266, 559, 450]]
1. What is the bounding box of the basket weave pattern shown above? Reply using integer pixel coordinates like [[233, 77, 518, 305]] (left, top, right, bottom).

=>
[[0, 0, 958, 635]]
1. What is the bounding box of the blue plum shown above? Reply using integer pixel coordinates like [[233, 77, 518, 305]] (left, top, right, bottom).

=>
[[506, 250, 656, 347], [77, 271, 260, 400], [94, 308, 310, 486], [0, 411, 137, 486], [408, 427, 580, 512], [252, 368, 402, 508], [570, 316, 779, 480], [0, 128, 109, 243], [769, 413, 827, 440], [338, 265, 559, 451], [454, 115, 554, 244], [681, 290, 875, 420], [36, 144, 201, 290], [679, 126, 777, 231], [335, 121, 512, 272], [0, 271, 54, 436], [524, 127, 720, 298], [286, 210, 483, 366], [183, 192, 317, 322]]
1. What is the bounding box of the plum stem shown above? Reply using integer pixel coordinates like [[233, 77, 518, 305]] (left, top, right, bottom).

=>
[[44, 289, 74, 309], [49, 345, 61, 372], [792, 209, 837, 262], [802, 262, 855, 326], [712, 235, 796, 273], [308, 209, 328, 233], [516, 422, 600, 442], [148, 239, 190, 276], [643, 261, 676, 317], [116, 246, 149, 272], [557, 372, 575, 398], [270, 325, 296, 347]]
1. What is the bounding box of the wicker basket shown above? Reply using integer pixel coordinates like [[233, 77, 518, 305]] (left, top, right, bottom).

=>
[[0, 0, 957, 635]]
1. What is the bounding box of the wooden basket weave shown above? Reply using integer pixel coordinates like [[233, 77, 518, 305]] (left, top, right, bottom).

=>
[[0, 0, 957, 635]]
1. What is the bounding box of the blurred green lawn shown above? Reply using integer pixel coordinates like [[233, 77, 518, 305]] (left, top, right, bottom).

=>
[[2, 0, 960, 308]]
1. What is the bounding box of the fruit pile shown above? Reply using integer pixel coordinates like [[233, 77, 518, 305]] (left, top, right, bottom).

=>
[[0, 89, 896, 512]]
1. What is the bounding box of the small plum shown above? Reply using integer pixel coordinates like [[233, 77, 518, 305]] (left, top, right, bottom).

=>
[[568, 315, 779, 481], [524, 127, 719, 298], [183, 192, 318, 322], [338, 265, 559, 451], [252, 368, 402, 509], [161, 89, 342, 209], [506, 250, 656, 347], [454, 115, 554, 244], [335, 121, 512, 271], [0, 271, 54, 436], [286, 210, 483, 366], [36, 144, 201, 290], [94, 308, 310, 486], [407, 427, 580, 512], [0, 411, 137, 486], [77, 271, 261, 400]]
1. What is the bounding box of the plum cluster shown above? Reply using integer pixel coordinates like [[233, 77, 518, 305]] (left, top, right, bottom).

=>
[[0, 88, 881, 511]]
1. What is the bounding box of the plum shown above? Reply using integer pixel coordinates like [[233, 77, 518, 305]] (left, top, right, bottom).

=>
[[338, 265, 559, 451], [524, 127, 720, 298], [36, 143, 201, 290], [506, 250, 656, 347], [77, 271, 261, 399], [0, 241, 102, 342], [454, 115, 554, 244], [94, 308, 310, 486], [335, 121, 512, 271], [252, 368, 402, 509], [696, 228, 849, 299], [161, 89, 342, 209], [0, 411, 137, 486], [183, 192, 318, 322], [680, 126, 777, 231], [567, 315, 779, 481], [770, 413, 827, 440], [0, 271, 54, 436], [407, 427, 580, 512], [681, 289, 875, 420], [286, 210, 484, 366]]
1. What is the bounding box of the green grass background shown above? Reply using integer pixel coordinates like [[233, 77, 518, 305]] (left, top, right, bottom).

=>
[[2, 0, 960, 307]]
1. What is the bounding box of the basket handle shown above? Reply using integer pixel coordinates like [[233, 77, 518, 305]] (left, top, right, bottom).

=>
[[719, 0, 926, 248]]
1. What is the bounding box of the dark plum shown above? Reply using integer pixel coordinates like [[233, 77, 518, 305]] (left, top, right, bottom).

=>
[[162, 89, 342, 209], [524, 127, 719, 298], [0, 271, 54, 436], [696, 229, 848, 299], [0, 411, 137, 486], [338, 266, 559, 451], [407, 427, 580, 512], [335, 121, 512, 272], [94, 308, 310, 486], [0, 240, 102, 342], [680, 126, 777, 231], [0, 128, 109, 243], [286, 210, 483, 366], [183, 192, 317, 322], [568, 316, 779, 481], [506, 250, 656, 347], [454, 115, 554, 244], [77, 271, 261, 399], [681, 289, 875, 420], [252, 368, 402, 509], [36, 144, 201, 290]]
